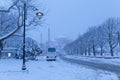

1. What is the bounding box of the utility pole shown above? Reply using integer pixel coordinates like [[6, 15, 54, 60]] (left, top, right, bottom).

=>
[[48, 28, 51, 47]]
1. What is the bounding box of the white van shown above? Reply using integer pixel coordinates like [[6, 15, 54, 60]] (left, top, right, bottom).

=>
[[46, 48, 57, 61]]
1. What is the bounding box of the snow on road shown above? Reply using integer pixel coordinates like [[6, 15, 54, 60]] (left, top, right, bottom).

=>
[[0, 56, 118, 80]]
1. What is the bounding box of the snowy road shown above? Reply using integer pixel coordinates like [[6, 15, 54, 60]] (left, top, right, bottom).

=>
[[60, 56, 120, 74], [0, 56, 119, 80]]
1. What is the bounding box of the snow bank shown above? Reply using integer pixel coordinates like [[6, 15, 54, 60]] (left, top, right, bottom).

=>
[[65, 55, 120, 66]]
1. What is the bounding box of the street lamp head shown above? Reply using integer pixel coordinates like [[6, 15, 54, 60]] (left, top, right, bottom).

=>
[[36, 12, 43, 19]]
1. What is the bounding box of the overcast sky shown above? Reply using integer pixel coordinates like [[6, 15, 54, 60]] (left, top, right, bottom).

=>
[[28, 0, 120, 43]]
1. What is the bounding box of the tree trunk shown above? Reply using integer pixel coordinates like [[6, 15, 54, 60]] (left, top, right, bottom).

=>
[[0, 51, 1, 59], [93, 45, 96, 56], [84, 49, 87, 56], [110, 46, 114, 56], [118, 32, 120, 47], [88, 47, 91, 56], [0, 41, 3, 59], [100, 45, 103, 56], [109, 41, 114, 56]]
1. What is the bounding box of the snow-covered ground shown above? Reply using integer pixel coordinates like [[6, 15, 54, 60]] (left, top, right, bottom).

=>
[[0, 56, 119, 80], [65, 55, 120, 66]]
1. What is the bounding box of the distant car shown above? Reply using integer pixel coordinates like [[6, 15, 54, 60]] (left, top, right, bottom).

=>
[[46, 48, 57, 61]]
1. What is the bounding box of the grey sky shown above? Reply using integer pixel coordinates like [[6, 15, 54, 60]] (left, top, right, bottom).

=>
[[28, 0, 120, 43]]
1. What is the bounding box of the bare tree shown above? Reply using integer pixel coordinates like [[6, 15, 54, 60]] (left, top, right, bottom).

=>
[[103, 18, 118, 56], [90, 27, 96, 56], [97, 25, 107, 56], [0, 0, 44, 58]]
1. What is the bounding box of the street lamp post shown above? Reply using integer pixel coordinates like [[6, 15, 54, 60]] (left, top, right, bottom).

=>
[[22, 3, 27, 70], [22, 3, 43, 70]]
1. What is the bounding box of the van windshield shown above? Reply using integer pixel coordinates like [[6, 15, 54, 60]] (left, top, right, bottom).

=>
[[48, 48, 56, 52]]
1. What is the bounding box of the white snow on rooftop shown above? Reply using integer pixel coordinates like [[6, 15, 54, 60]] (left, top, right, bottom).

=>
[[0, 0, 13, 10]]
